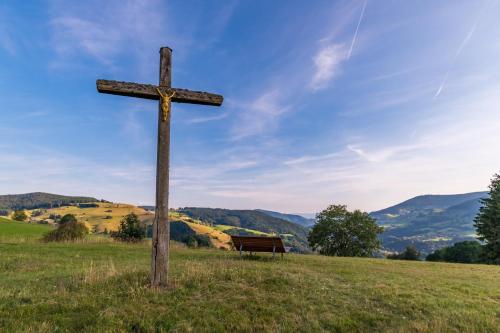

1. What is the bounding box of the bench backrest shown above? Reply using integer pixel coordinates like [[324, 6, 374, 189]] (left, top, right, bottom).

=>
[[231, 235, 286, 253]]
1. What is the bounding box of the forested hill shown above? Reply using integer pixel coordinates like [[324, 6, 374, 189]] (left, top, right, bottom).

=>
[[0, 192, 98, 210], [178, 207, 310, 252], [370, 192, 488, 253], [256, 209, 315, 227]]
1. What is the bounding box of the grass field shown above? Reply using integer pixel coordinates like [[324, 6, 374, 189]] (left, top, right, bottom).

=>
[[0, 217, 53, 241], [0, 223, 499, 333]]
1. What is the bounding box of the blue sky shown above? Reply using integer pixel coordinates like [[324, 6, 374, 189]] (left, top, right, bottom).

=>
[[1, 0, 500, 213]]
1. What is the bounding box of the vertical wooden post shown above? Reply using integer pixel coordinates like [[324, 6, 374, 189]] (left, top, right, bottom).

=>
[[151, 47, 172, 287]]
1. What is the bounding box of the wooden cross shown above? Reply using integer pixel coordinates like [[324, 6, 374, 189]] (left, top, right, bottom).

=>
[[96, 47, 223, 288]]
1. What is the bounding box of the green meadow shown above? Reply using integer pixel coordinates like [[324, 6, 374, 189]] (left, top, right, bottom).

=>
[[0, 220, 499, 332]]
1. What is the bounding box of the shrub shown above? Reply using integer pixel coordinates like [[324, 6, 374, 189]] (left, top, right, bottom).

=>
[[59, 214, 77, 225], [111, 213, 145, 242], [184, 234, 212, 248], [0, 210, 9, 216], [12, 210, 28, 221], [43, 221, 89, 242], [387, 246, 421, 260], [49, 214, 61, 221], [31, 210, 44, 217]]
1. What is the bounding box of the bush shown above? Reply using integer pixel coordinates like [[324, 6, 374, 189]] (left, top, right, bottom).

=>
[[59, 214, 77, 225], [12, 210, 27, 221], [111, 213, 145, 242], [387, 246, 421, 260], [184, 234, 212, 248], [49, 214, 61, 221], [426, 241, 483, 263], [31, 210, 44, 217], [0, 210, 9, 216], [43, 221, 89, 242]]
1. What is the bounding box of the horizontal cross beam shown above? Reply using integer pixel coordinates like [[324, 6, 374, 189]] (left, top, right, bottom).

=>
[[96, 79, 223, 106]]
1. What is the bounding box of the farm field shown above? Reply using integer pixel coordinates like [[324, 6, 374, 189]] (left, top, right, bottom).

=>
[[0, 224, 499, 332]]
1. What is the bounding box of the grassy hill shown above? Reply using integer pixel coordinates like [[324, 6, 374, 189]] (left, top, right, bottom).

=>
[[30, 202, 152, 232], [0, 230, 498, 332], [371, 192, 488, 253], [0, 192, 98, 210]]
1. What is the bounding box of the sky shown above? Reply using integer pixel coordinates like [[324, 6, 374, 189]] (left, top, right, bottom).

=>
[[1, 0, 500, 214]]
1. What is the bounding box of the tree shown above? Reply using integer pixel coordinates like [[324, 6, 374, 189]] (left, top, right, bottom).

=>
[[426, 241, 483, 264], [308, 205, 383, 257], [43, 220, 89, 242], [59, 214, 77, 225], [12, 210, 27, 221], [387, 245, 421, 260], [111, 213, 145, 242], [474, 173, 500, 264]]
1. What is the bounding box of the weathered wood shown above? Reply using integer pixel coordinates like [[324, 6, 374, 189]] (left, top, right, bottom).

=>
[[96, 80, 223, 106], [151, 47, 172, 288], [96, 46, 223, 289]]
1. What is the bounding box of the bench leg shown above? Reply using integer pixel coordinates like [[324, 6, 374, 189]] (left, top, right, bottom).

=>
[[273, 245, 276, 258], [239, 244, 243, 257]]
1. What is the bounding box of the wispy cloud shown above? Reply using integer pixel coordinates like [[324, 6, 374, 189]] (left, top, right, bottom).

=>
[[0, 146, 155, 204], [347, 0, 367, 59], [434, 2, 486, 99], [187, 112, 228, 124], [0, 9, 16, 55], [310, 44, 348, 91], [49, 0, 167, 70], [230, 90, 290, 140]]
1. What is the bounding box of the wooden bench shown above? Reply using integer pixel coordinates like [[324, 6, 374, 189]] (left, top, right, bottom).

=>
[[230, 235, 286, 258]]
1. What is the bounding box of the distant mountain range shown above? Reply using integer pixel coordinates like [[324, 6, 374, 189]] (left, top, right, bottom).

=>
[[370, 192, 487, 254], [2, 191, 488, 254], [256, 209, 315, 227], [0, 192, 98, 211]]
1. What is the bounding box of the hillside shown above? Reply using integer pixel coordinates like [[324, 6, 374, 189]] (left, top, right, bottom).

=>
[[0, 192, 98, 211], [0, 233, 498, 332], [256, 209, 315, 227], [28, 202, 152, 232], [371, 192, 488, 253], [178, 207, 310, 252]]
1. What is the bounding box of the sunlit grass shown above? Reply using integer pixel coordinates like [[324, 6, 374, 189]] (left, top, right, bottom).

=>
[[0, 232, 498, 332]]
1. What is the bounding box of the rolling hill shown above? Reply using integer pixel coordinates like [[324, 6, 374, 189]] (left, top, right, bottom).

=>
[[178, 207, 310, 252], [371, 192, 488, 253], [0, 192, 98, 211]]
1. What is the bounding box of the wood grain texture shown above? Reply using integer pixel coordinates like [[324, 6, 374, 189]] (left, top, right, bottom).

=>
[[151, 47, 172, 288], [96, 79, 223, 106]]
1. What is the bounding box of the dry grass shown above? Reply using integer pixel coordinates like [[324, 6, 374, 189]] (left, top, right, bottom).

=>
[[30, 202, 152, 232]]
